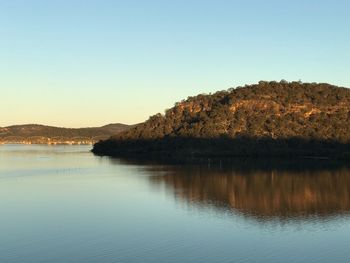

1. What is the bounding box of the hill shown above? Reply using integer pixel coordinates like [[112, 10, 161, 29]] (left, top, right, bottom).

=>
[[0, 123, 133, 145], [92, 81, 350, 158]]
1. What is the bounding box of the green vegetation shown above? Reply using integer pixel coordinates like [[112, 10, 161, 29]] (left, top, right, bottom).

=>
[[93, 81, 350, 158]]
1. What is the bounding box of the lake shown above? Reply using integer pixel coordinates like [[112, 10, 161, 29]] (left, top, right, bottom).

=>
[[1, 145, 350, 263]]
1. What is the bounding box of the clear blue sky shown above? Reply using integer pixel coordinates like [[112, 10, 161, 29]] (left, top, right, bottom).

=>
[[1, 0, 349, 127]]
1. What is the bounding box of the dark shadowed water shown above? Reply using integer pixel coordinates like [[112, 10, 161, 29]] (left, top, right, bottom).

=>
[[1, 145, 350, 263]]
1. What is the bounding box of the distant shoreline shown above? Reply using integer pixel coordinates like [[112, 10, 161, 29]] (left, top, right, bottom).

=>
[[0, 123, 134, 146], [0, 142, 94, 145]]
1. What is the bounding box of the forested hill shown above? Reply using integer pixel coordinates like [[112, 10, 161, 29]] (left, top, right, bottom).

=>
[[93, 81, 350, 158], [0, 123, 133, 144]]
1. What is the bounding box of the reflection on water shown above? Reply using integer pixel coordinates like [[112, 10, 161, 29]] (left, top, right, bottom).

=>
[[2, 146, 350, 263], [118, 158, 350, 221]]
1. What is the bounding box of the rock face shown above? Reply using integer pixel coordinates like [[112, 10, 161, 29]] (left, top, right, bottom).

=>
[[93, 81, 350, 158]]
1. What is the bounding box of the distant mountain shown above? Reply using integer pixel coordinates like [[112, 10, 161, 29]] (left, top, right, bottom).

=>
[[0, 123, 134, 144], [93, 81, 350, 158]]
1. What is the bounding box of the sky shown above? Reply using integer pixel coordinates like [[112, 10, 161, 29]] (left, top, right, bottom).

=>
[[0, 0, 349, 127]]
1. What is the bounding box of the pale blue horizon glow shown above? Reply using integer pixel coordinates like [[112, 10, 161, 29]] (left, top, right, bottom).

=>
[[1, 0, 349, 127]]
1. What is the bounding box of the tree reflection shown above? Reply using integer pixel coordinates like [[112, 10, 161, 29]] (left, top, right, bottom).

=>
[[115, 158, 350, 220]]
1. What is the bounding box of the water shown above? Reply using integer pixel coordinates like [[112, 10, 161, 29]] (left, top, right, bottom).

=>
[[1, 145, 350, 263]]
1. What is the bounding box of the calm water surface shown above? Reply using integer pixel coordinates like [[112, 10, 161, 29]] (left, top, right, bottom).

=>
[[1, 145, 350, 263]]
